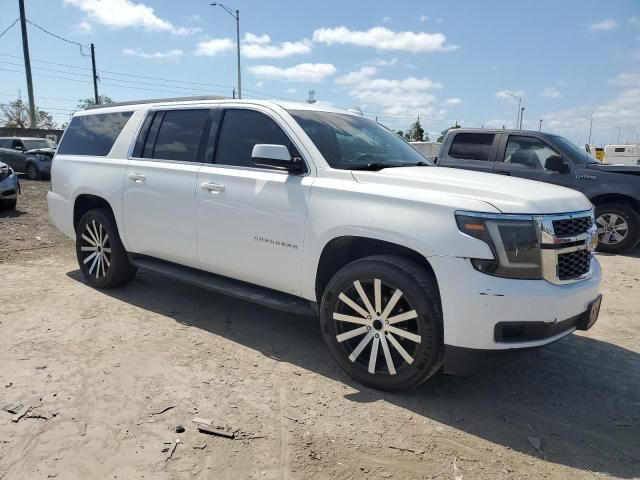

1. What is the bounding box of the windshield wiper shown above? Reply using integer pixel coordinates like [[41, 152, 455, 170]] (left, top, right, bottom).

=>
[[349, 162, 406, 171]]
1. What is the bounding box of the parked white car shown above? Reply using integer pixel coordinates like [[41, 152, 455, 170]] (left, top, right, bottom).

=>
[[48, 97, 602, 390]]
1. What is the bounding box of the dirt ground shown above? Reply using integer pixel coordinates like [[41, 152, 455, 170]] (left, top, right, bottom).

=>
[[1, 178, 639, 480]]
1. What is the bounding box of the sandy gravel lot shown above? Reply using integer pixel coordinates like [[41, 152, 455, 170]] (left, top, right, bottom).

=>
[[1, 179, 639, 480]]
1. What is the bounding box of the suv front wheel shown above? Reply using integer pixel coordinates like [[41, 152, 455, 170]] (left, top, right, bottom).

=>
[[320, 255, 443, 390], [76, 208, 137, 288], [595, 202, 640, 254]]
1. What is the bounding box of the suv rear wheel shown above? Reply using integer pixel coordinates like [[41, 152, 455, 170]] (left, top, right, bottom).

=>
[[595, 202, 640, 254], [320, 255, 443, 390], [76, 208, 137, 288]]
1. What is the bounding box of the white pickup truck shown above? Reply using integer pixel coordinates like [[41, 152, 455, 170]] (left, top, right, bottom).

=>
[[48, 97, 602, 390]]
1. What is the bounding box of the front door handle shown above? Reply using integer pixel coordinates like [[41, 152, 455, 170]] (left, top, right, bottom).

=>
[[201, 182, 225, 193], [495, 170, 511, 176], [128, 173, 146, 183]]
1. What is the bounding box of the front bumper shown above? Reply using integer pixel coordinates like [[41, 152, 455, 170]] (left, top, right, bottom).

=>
[[0, 172, 19, 200], [427, 255, 602, 371]]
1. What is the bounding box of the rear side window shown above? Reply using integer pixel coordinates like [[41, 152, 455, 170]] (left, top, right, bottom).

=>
[[449, 133, 495, 161], [0, 139, 10, 148], [214, 109, 291, 168], [614, 147, 625, 153], [136, 109, 210, 162], [58, 112, 132, 156]]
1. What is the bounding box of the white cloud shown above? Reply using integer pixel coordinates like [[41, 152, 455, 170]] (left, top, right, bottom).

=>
[[244, 33, 270, 44], [123, 47, 183, 59], [609, 72, 640, 87], [420, 15, 429, 22], [335, 66, 443, 118], [248, 63, 337, 82], [588, 19, 618, 31], [74, 19, 93, 34], [444, 97, 461, 105], [194, 38, 234, 56], [336, 67, 379, 85], [194, 33, 311, 58], [382, 16, 391, 23], [541, 87, 562, 98], [312, 26, 458, 53], [369, 58, 398, 67], [629, 16, 640, 26], [243, 33, 312, 58], [63, 0, 199, 35], [285, 88, 297, 94]]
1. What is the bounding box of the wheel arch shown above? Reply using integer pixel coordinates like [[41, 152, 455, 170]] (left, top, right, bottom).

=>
[[590, 193, 640, 212], [315, 236, 440, 304], [73, 194, 114, 229]]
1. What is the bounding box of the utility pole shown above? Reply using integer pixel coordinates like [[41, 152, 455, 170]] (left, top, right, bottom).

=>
[[90, 43, 99, 104], [18, 0, 36, 128], [617, 127, 621, 143], [210, 3, 241, 99], [519, 106, 525, 129], [587, 111, 593, 144], [232, 87, 236, 99], [539, 119, 543, 131]]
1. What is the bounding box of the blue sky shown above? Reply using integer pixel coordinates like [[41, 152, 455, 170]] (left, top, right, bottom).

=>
[[0, 0, 638, 145]]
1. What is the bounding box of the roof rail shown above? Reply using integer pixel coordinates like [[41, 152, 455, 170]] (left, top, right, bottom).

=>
[[85, 95, 228, 110]]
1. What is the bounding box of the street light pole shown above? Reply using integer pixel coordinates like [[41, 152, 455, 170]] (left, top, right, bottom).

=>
[[539, 119, 543, 131], [588, 111, 593, 144], [211, 2, 241, 99], [519, 106, 525, 129], [503, 91, 522, 129]]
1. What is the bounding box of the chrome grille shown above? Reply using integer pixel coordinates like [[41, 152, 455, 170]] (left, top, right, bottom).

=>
[[552, 216, 593, 237], [536, 210, 596, 285], [557, 249, 591, 280]]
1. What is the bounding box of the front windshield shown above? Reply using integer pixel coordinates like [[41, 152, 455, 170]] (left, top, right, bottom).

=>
[[550, 135, 598, 165], [288, 110, 431, 170], [23, 139, 56, 150]]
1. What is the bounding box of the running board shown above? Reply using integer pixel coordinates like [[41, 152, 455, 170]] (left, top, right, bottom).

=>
[[130, 255, 318, 317]]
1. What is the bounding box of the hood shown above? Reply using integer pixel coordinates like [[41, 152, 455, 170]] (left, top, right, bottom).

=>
[[25, 147, 55, 156], [588, 163, 640, 176], [352, 166, 592, 215]]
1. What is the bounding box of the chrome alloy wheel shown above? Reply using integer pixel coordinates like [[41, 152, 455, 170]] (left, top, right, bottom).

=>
[[596, 213, 629, 245], [80, 220, 112, 279], [333, 279, 421, 376]]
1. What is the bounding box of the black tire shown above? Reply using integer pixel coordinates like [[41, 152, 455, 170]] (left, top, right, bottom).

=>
[[25, 163, 40, 180], [595, 202, 640, 254], [320, 255, 443, 391], [76, 208, 137, 289], [0, 199, 17, 210]]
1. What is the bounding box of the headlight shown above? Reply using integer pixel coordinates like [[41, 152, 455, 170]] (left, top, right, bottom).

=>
[[456, 212, 542, 279], [35, 153, 51, 161], [0, 165, 11, 181]]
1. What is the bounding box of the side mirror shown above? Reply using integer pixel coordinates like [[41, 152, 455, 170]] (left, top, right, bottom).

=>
[[14, 145, 25, 151], [251, 144, 305, 173], [545, 155, 570, 173]]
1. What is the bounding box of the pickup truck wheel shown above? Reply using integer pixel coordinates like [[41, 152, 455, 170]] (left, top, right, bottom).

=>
[[320, 255, 443, 390], [595, 203, 640, 253], [76, 208, 137, 289]]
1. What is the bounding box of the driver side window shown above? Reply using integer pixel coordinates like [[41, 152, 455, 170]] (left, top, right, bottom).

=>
[[503, 136, 559, 172]]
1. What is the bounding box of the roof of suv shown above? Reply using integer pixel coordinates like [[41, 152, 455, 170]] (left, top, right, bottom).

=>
[[81, 96, 359, 117]]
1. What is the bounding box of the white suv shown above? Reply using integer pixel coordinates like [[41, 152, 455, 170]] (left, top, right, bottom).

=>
[[48, 97, 602, 390]]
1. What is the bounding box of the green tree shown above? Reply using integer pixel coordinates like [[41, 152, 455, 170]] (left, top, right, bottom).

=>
[[0, 97, 57, 129], [396, 130, 404, 137], [436, 123, 460, 143], [76, 95, 114, 110], [306, 90, 316, 104], [409, 118, 428, 141]]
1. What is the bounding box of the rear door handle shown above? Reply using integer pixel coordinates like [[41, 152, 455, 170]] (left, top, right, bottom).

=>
[[128, 173, 146, 183], [201, 182, 225, 193], [495, 170, 511, 176]]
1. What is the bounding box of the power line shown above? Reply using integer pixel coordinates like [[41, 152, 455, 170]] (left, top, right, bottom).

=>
[[25, 19, 90, 56], [0, 18, 19, 38]]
